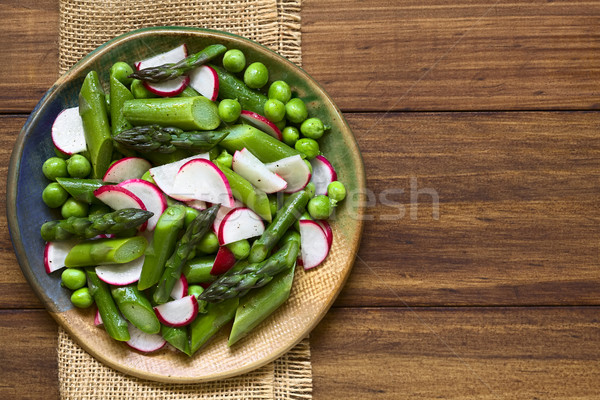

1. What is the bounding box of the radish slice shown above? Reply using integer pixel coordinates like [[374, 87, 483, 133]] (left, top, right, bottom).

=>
[[118, 179, 167, 231], [212, 200, 243, 234], [218, 207, 265, 245], [154, 295, 199, 327], [265, 155, 311, 193], [186, 200, 207, 210], [44, 240, 78, 273], [172, 159, 235, 207], [170, 275, 188, 300], [232, 148, 287, 194], [309, 155, 338, 196], [136, 44, 189, 97], [126, 324, 166, 353], [96, 255, 145, 285], [94, 185, 148, 231], [103, 157, 152, 183], [149, 154, 210, 200], [316, 219, 333, 250], [94, 309, 103, 327], [298, 220, 330, 270], [239, 110, 282, 140], [188, 65, 219, 101], [211, 246, 236, 275], [52, 107, 87, 155]]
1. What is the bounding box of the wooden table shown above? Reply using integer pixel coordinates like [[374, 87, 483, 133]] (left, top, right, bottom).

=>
[[1, 1, 599, 398]]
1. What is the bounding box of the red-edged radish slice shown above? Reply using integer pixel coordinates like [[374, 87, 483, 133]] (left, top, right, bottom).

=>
[[126, 324, 166, 353], [211, 246, 236, 275], [188, 65, 219, 101], [96, 255, 145, 285], [94, 309, 103, 327], [136, 44, 189, 97], [309, 155, 338, 196], [94, 185, 148, 231], [298, 219, 330, 270], [315, 219, 333, 250], [52, 107, 87, 155], [149, 154, 209, 201], [232, 148, 287, 193], [218, 207, 265, 245], [212, 200, 243, 234], [265, 155, 311, 193], [44, 240, 78, 273], [118, 179, 167, 231], [153, 295, 199, 327], [239, 110, 282, 140], [186, 200, 207, 210], [103, 157, 152, 183], [170, 275, 188, 300], [172, 159, 235, 207]]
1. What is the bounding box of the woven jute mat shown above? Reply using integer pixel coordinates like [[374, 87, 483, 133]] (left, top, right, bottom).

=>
[[57, 1, 309, 398]]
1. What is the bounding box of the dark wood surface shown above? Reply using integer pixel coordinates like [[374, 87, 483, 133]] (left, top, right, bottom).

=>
[[1, 0, 599, 398]]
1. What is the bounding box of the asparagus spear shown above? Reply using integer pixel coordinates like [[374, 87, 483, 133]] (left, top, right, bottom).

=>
[[199, 234, 300, 303], [40, 208, 153, 241], [189, 297, 239, 355], [113, 125, 229, 154], [129, 44, 227, 83], [111, 285, 160, 334], [64, 236, 147, 267], [86, 268, 130, 341], [153, 205, 219, 304]]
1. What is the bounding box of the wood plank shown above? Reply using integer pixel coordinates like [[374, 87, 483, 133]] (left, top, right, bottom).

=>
[[311, 307, 600, 399], [1, 112, 598, 308], [1, 0, 600, 112]]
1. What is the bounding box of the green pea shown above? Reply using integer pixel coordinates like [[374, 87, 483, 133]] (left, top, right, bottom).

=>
[[327, 181, 346, 202], [223, 49, 246, 73], [218, 98, 242, 123], [188, 285, 205, 299], [304, 182, 316, 198], [66, 154, 92, 178], [88, 203, 111, 216], [130, 79, 157, 99], [42, 157, 68, 181], [263, 99, 286, 122], [61, 198, 89, 219], [197, 232, 219, 254], [295, 138, 320, 159], [275, 119, 286, 131], [268, 80, 292, 104], [42, 182, 69, 208], [216, 149, 233, 169], [282, 126, 300, 147], [54, 147, 69, 159], [70, 287, 94, 308], [61, 268, 87, 290], [244, 62, 269, 89], [285, 98, 308, 124], [300, 117, 326, 140], [226, 239, 251, 260], [184, 207, 201, 228], [141, 170, 156, 184], [307, 195, 332, 220], [110, 61, 134, 86]]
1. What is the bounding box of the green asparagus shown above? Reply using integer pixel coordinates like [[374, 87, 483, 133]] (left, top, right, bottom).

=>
[[86, 268, 130, 341], [111, 285, 161, 334], [64, 236, 147, 267], [113, 125, 229, 153]]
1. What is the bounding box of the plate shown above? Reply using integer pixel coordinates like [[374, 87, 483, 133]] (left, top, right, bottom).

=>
[[7, 27, 365, 383]]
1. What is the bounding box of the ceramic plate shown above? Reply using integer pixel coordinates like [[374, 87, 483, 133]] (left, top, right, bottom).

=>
[[7, 27, 365, 383]]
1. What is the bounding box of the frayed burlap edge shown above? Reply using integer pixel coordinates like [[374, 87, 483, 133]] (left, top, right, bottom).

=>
[[58, 327, 312, 399]]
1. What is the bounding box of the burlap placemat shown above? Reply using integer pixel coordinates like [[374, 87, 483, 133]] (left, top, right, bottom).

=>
[[57, 1, 308, 398]]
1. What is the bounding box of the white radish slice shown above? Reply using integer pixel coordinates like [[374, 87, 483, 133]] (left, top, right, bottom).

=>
[[218, 207, 265, 245], [265, 155, 312, 193], [96, 255, 145, 285], [136, 44, 189, 97], [211, 246, 236, 275], [154, 295, 199, 327], [52, 107, 87, 155], [94, 185, 148, 231], [118, 179, 167, 231], [170, 275, 188, 300], [239, 110, 282, 140], [126, 324, 166, 353], [232, 148, 287, 194], [103, 157, 152, 183], [149, 154, 209, 201], [315, 219, 333, 250], [188, 65, 219, 101], [309, 155, 338, 196], [172, 159, 235, 207], [44, 240, 78, 273], [186, 200, 207, 210], [212, 200, 243, 234], [94, 309, 103, 327], [298, 219, 330, 270]]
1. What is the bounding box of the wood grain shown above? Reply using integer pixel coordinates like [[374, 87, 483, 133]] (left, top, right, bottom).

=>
[[1, 0, 600, 112]]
